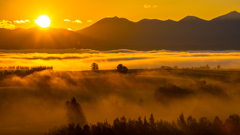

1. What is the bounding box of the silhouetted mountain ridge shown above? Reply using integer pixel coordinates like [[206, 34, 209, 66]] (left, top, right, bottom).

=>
[[179, 16, 207, 22], [77, 11, 240, 50], [212, 11, 240, 21], [0, 11, 240, 50], [0, 27, 98, 49]]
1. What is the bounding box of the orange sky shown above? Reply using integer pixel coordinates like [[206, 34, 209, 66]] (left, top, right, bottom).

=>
[[0, 0, 240, 30]]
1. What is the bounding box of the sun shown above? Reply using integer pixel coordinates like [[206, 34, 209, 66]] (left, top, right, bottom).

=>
[[35, 15, 51, 28]]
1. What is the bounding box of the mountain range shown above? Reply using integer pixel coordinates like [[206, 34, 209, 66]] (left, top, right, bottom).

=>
[[1, 11, 240, 51]]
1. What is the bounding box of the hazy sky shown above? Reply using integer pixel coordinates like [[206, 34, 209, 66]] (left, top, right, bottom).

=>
[[0, 0, 240, 30]]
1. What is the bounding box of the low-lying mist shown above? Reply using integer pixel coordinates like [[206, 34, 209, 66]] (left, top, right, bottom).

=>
[[1, 69, 240, 134], [1, 49, 240, 71]]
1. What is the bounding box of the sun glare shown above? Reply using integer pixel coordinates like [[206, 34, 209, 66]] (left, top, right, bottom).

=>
[[35, 15, 51, 28]]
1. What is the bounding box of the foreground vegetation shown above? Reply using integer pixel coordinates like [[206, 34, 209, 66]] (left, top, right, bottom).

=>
[[45, 97, 240, 135], [46, 113, 240, 135], [1, 68, 240, 135]]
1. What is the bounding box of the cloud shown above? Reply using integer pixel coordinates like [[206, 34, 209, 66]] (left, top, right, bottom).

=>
[[74, 20, 82, 23], [106, 57, 150, 62], [87, 20, 93, 23], [9, 56, 90, 60], [64, 19, 71, 22], [144, 5, 158, 8], [13, 19, 30, 24], [0, 20, 15, 29], [144, 5, 151, 8], [64, 19, 82, 24]]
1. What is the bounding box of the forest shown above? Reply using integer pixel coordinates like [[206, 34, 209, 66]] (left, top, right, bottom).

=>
[[45, 97, 240, 135], [46, 113, 240, 135]]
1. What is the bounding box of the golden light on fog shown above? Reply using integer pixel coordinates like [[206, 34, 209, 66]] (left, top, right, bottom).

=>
[[35, 15, 51, 28]]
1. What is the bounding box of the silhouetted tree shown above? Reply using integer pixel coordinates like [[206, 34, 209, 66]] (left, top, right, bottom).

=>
[[198, 117, 211, 134], [173, 66, 178, 69], [217, 64, 221, 70], [91, 63, 99, 71], [143, 116, 148, 127], [122, 66, 128, 74], [83, 124, 91, 135], [65, 97, 87, 126], [116, 64, 128, 74], [149, 114, 155, 127], [212, 116, 224, 135], [117, 64, 123, 72], [138, 117, 143, 125], [186, 116, 198, 134], [225, 114, 240, 134], [177, 113, 187, 131]]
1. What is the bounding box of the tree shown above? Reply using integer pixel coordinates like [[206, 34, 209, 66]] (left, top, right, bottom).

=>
[[173, 66, 178, 69], [205, 64, 210, 69], [138, 117, 143, 125], [65, 97, 87, 126], [143, 116, 148, 127], [91, 63, 99, 71], [149, 114, 155, 127], [116, 64, 128, 74], [177, 113, 187, 131], [217, 64, 221, 70], [121, 66, 128, 74], [116, 64, 123, 72]]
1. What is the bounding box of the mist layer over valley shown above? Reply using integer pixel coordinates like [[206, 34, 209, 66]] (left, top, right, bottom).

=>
[[1, 49, 240, 70], [1, 53, 240, 134]]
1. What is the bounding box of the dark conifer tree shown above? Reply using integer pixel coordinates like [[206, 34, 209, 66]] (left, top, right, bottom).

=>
[[65, 97, 87, 126]]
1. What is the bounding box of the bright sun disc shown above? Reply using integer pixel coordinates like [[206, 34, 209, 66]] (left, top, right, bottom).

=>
[[35, 15, 51, 28]]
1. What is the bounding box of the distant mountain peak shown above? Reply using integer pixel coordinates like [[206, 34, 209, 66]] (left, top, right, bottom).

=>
[[137, 18, 162, 23], [230, 10, 239, 14], [166, 19, 176, 22], [212, 11, 240, 21], [98, 16, 132, 24], [179, 16, 206, 22]]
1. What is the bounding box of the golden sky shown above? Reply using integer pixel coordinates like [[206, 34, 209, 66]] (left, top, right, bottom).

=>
[[0, 0, 240, 30]]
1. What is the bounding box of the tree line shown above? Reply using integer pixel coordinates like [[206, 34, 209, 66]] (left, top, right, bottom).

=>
[[160, 64, 221, 70], [0, 66, 53, 76], [91, 63, 222, 73], [0, 66, 53, 71], [46, 98, 240, 135], [45, 113, 240, 135]]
